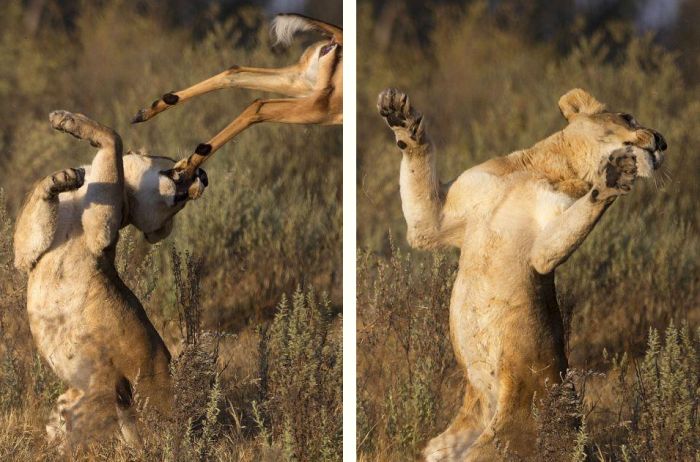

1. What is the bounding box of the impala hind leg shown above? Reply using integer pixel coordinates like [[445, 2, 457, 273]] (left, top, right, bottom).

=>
[[131, 64, 317, 124], [130, 39, 332, 124], [172, 95, 335, 176]]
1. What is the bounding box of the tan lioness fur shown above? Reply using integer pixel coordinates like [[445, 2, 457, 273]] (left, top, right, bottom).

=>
[[377, 88, 667, 461], [13, 111, 208, 449], [132, 13, 342, 180]]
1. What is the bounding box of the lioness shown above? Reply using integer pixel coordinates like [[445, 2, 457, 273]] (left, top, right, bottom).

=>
[[13, 111, 208, 448], [377, 88, 666, 461]]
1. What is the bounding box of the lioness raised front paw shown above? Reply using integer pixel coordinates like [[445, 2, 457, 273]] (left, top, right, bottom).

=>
[[49, 110, 85, 138], [377, 88, 426, 148], [45, 167, 85, 196], [49, 110, 117, 148], [591, 147, 637, 202]]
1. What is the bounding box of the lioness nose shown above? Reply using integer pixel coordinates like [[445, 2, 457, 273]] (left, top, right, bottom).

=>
[[654, 131, 667, 151]]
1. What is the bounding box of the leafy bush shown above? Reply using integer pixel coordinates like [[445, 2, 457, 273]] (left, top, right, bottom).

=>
[[357, 243, 457, 459], [613, 324, 699, 461], [257, 288, 343, 461]]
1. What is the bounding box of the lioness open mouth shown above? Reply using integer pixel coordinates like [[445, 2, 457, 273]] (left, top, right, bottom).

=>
[[650, 150, 664, 170]]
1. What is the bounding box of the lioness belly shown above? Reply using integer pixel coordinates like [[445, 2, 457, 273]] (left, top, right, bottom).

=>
[[26, 248, 113, 388], [449, 267, 531, 409], [448, 181, 554, 407], [27, 278, 93, 387]]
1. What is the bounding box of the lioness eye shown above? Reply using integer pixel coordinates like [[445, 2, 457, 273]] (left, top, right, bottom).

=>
[[620, 113, 637, 127]]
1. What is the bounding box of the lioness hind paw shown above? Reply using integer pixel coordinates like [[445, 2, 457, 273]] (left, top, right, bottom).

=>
[[377, 88, 425, 145]]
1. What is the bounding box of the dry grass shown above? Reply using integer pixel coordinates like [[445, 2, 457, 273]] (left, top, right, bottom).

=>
[[0, 216, 342, 461], [0, 1, 341, 460], [357, 3, 699, 461]]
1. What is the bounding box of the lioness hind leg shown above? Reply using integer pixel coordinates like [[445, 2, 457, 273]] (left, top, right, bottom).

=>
[[377, 88, 427, 152], [61, 388, 121, 449], [115, 376, 142, 447], [424, 427, 481, 462], [46, 388, 83, 446], [423, 384, 488, 462]]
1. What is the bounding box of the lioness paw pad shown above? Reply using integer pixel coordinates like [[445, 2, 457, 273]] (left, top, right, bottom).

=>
[[592, 147, 638, 201], [48, 168, 85, 193], [49, 110, 80, 133], [604, 148, 637, 191], [48, 111, 109, 148], [377, 88, 425, 144]]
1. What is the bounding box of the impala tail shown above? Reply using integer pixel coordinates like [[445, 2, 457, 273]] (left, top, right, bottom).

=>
[[270, 13, 342, 46]]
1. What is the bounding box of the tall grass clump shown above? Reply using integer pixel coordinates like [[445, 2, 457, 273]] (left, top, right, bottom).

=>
[[357, 243, 457, 459], [256, 288, 343, 461], [126, 249, 225, 461], [609, 324, 700, 461], [529, 370, 593, 462]]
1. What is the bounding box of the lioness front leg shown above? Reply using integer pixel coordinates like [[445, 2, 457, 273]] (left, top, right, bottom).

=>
[[378, 88, 453, 249], [13, 167, 85, 271], [530, 147, 637, 274], [49, 110, 124, 254]]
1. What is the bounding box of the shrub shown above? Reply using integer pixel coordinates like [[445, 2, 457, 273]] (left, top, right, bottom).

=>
[[616, 323, 699, 461], [357, 242, 457, 459], [257, 288, 343, 461]]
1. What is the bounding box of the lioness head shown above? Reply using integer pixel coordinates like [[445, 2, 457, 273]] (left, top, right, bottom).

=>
[[558, 88, 667, 179], [123, 153, 208, 243]]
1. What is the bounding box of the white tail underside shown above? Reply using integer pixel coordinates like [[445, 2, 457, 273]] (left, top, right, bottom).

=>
[[270, 15, 316, 46]]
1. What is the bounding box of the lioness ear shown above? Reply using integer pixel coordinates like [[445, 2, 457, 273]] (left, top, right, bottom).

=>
[[558, 88, 606, 121]]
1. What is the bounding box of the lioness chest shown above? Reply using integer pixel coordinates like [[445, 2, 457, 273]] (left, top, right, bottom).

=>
[[447, 169, 574, 395]]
